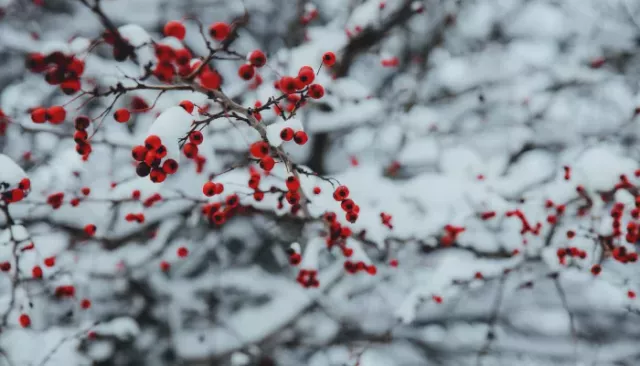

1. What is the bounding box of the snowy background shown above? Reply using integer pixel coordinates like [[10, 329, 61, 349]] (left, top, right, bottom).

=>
[[1, 0, 640, 365]]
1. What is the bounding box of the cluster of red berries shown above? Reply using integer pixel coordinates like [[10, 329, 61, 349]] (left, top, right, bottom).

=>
[[183, 131, 204, 160], [332, 185, 359, 223], [143, 193, 163, 208], [1, 178, 30, 204], [440, 225, 465, 246], [248, 141, 276, 171], [275, 65, 325, 99], [296, 269, 319, 288], [132, 135, 179, 183], [72, 115, 93, 157], [47, 192, 64, 209], [125, 213, 145, 223], [344, 260, 377, 275], [556, 247, 587, 265], [284, 176, 302, 207], [247, 167, 265, 201], [238, 50, 267, 81], [322, 212, 357, 259], [31, 105, 66, 125], [506, 209, 541, 236], [25, 51, 85, 95], [611, 245, 638, 264], [200, 193, 240, 226], [153, 39, 197, 82], [279, 127, 308, 145]]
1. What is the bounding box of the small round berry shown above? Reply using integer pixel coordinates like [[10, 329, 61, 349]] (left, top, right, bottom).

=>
[[132, 146, 148, 161], [333, 185, 349, 200], [238, 64, 255, 80], [162, 159, 179, 174], [322, 51, 336, 66], [308, 84, 325, 99], [177, 246, 189, 257], [203, 181, 216, 197], [260, 156, 275, 171], [313, 186, 321, 194], [209, 22, 230, 41], [61, 79, 81, 95], [280, 127, 294, 141], [74, 130, 88, 143], [183, 143, 199, 158], [248, 50, 267, 67], [114, 108, 130, 123], [179, 100, 194, 113], [149, 169, 167, 183], [74, 116, 91, 130], [298, 66, 315, 85], [80, 298, 92, 309], [84, 224, 96, 236], [44, 256, 56, 267], [279, 76, 297, 94], [286, 176, 300, 191], [19, 314, 30, 328], [253, 191, 264, 201], [136, 162, 151, 177], [32, 266, 43, 279], [164, 20, 186, 40], [160, 261, 170, 271], [293, 131, 308, 145], [144, 135, 162, 150], [249, 141, 270, 158], [31, 108, 47, 123], [189, 131, 204, 145], [47, 106, 66, 124], [76, 142, 92, 156]]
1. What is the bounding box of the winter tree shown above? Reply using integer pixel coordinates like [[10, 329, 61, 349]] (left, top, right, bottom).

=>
[[0, 0, 640, 365]]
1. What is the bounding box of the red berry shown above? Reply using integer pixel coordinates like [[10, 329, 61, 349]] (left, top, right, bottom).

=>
[[114, 108, 130, 123], [322, 51, 336, 66], [189, 131, 204, 145], [308, 84, 324, 99], [259, 156, 275, 171], [298, 66, 315, 85], [164, 21, 186, 40], [149, 169, 167, 183], [286, 176, 300, 191], [44, 256, 55, 267], [162, 159, 179, 174], [249, 141, 270, 158], [279, 76, 297, 94], [177, 246, 188, 257], [248, 50, 267, 67], [238, 64, 255, 80], [591, 264, 602, 275], [61, 79, 81, 95], [200, 69, 221, 90], [132, 146, 147, 161], [74, 130, 88, 143], [179, 100, 194, 113], [253, 191, 264, 201], [144, 135, 162, 149], [293, 131, 308, 145], [203, 181, 217, 196], [19, 314, 30, 328], [183, 143, 199, 158], [160, 261, 170, 271], [333, 186, 349, 200], [47, 106, 66, 124], [313, 186, 321, 194], [84, 224, 96, 236], [31, 108, 47, 123], [209, 22, 230, 41], [32, 266, 43, 278], [280, 127, 294, 141], [80, 298, 91, 309]]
